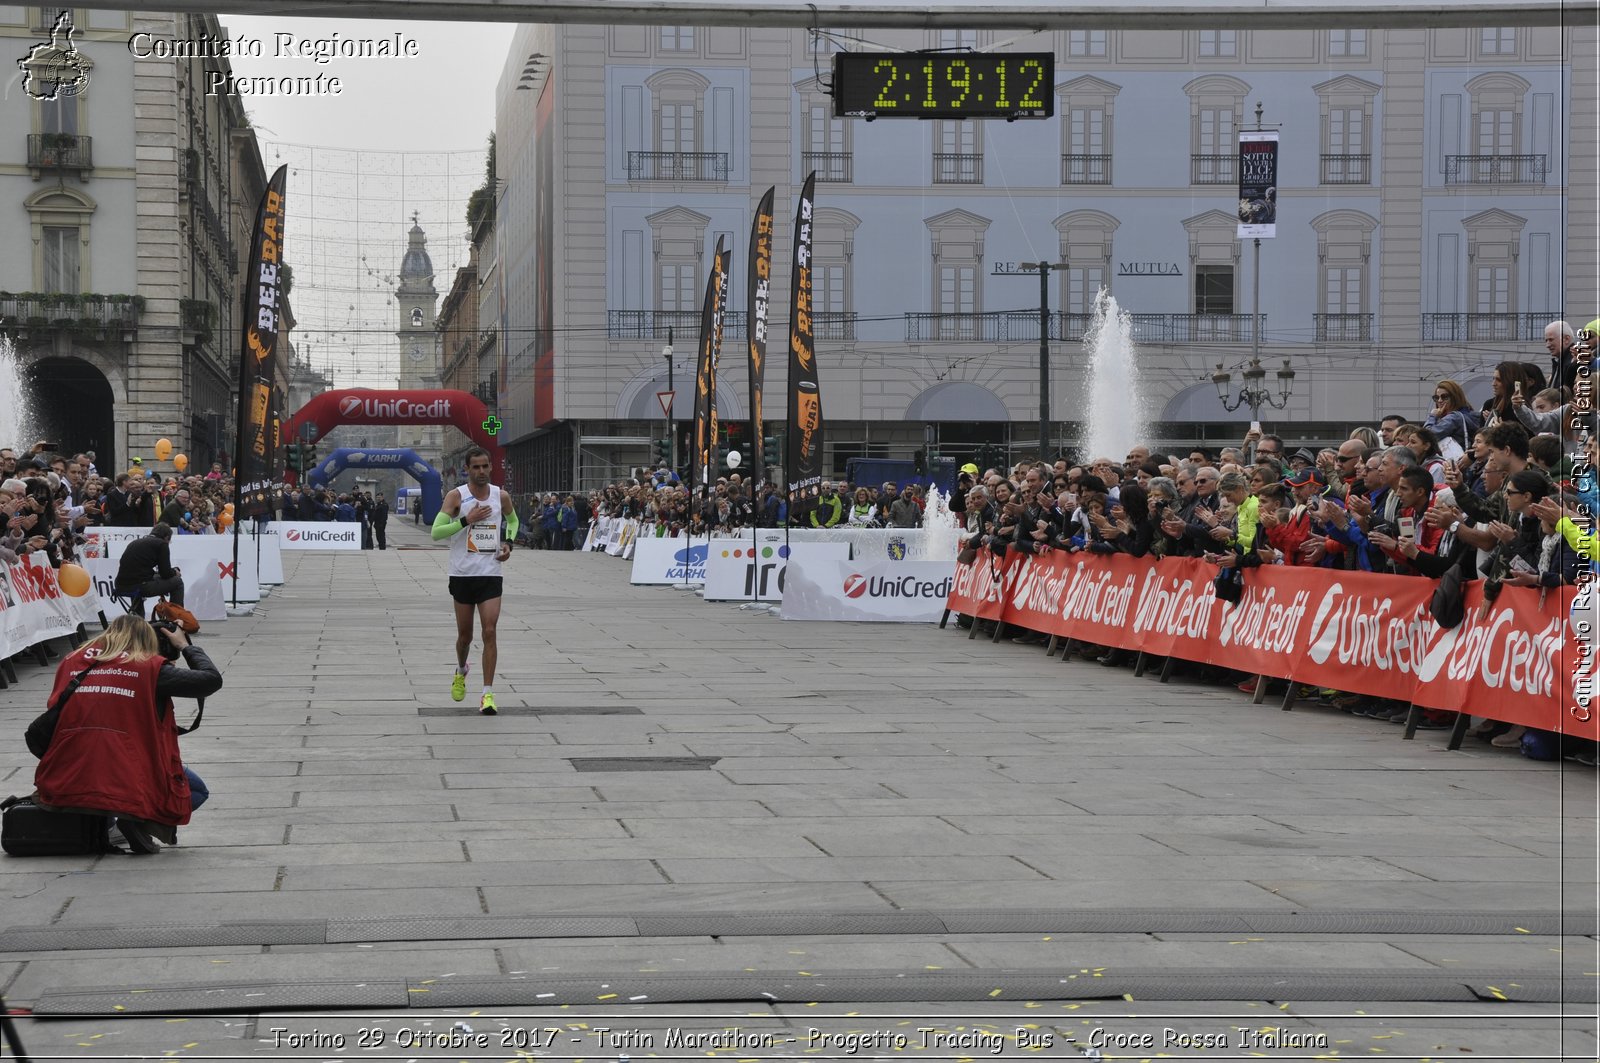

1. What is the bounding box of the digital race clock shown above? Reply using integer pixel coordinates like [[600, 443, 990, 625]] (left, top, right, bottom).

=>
[[832, 52, 1054, 120]]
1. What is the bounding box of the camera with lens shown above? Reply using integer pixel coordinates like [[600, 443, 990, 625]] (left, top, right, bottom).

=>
[[149, 618, 183, 661]]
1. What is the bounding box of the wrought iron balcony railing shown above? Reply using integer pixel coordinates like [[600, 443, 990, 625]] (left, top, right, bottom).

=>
[[905, 311, 1092, 342], [1061, 154, 1112, 185], [1190, 154, 1236, 184], [803, 152, 853, 182], [1443, 154, 1547, 185], [626, 151, 730, 181], [933, 153, 983, 184], [1313, 313, 1373, 342], [1320, 153, 1370, 184], [607, 309, 748, 340], [27, 133, 92, 173], [1421, 312, 1561, 342], [812, 311, 858, 341]]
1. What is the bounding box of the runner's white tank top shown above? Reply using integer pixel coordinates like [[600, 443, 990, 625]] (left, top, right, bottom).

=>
[[448, 482, 503, 577]]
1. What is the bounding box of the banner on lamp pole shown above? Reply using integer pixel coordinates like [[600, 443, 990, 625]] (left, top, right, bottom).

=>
[[1237, 131, 1278, 238]]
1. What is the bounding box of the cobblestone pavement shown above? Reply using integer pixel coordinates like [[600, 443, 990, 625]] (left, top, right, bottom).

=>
[[1, 520, 1594, 1060]]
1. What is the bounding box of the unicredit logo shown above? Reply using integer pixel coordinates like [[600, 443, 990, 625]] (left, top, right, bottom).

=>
[[845, 574, 954, 600], [342, 397, 453, 420], [287, 528, 358, 543]]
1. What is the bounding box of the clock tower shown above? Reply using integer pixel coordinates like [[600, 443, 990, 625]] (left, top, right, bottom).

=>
[[395, 213, 441, 467]]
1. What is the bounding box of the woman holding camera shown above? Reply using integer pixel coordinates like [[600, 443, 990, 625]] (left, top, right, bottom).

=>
[[25, 614, 222, 854]]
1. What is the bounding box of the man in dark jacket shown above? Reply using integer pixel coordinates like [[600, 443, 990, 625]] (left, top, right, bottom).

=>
[[114, 523, 185, 606], [372, 494, 389, 549], [105, 473, 158, 527]]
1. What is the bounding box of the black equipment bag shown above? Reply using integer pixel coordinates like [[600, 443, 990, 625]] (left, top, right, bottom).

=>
[[1, 795, 111, 857]]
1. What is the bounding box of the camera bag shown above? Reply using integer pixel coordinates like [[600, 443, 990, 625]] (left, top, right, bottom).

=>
[[1, 795, 112, 857]]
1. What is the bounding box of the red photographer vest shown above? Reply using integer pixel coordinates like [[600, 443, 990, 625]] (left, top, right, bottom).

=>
[[33, 649, 191, 826]]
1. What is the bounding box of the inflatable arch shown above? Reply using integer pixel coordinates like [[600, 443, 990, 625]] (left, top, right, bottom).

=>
[[283, 389, 507, 473], [309, 447, 444, 523]]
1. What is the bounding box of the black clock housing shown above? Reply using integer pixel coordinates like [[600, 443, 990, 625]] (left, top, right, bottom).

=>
[[833, 51, 1054, 120]]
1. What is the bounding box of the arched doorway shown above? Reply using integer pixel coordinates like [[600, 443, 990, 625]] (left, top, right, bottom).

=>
[[26, 356, 115, 471]]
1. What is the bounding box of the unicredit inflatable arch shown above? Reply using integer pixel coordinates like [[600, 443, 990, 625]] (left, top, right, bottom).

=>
[[283, 389, 507, 474]]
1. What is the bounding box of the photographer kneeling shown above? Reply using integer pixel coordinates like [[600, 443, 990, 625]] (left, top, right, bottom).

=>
[[25, 614, 221, 853]]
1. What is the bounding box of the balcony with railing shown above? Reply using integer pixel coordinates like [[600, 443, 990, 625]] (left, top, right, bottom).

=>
[[26, 133, 92, 176], [1314, 313, 1373, 342], [0, 292, 144, 343], [813, 311, 858, 341], [905, 311, 1092, 342], [1320, 154, 1371, 184], [1443, 155, 1547, 185], [1130, 313, 1262, 343], [471, 373, 498, 406], [933, 153, 983, 184], [607, 309, 748, 340], [803, 152, 853, 182], [1421, 312, 1560, 342], [626, 151, 730, 181], [1061, 154, 1112, 185], [1190, 154, 1236, 184]]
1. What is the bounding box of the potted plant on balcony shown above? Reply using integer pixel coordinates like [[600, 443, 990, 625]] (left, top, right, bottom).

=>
[[38, 131, 77, 166]]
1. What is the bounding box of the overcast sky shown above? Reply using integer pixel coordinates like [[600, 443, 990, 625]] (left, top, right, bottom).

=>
[[216, 16, 511, 152]]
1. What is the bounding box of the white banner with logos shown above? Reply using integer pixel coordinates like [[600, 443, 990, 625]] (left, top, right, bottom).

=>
[[86, 556, 227, 622], [84, 529, 261, 604], [0, 556, 97, 659], [703, 535, 851, 601], [274, 521, 363, 551], [245, 527, 286, 584], [779, 558, 956, 622], [630, 536, 712, 584]]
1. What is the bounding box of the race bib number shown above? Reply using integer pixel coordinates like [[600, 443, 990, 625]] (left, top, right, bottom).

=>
[[468, 522, 500, 552]]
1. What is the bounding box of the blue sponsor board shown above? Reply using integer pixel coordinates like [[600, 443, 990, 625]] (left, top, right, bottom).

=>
[[630, 538, 709, 584]]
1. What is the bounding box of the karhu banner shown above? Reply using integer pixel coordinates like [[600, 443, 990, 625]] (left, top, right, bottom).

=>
[[1237, 131, 1278, 238], [785, 173, 823, 518], [233, 163, 288, 518]]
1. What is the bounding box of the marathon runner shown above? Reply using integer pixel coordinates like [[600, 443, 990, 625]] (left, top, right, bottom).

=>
[[432, 447, 518, 715]]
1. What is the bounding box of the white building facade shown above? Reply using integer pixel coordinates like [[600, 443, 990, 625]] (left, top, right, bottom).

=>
[[493, 20, 1591, 491]]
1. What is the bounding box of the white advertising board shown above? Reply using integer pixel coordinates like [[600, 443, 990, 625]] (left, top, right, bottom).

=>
[[246, 527, 286, 585], [629, 536, 710, 584], [87, 557, 227, 622], [85, 529, 261, 604], [274, 521, 363, 551], [703, 536, 851, 601], [779, 558, 956, 622]]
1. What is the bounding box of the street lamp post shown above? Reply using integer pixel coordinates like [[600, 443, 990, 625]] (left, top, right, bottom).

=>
[[1211, 357, 1296, 461], [1017, 260, 1070, 460]]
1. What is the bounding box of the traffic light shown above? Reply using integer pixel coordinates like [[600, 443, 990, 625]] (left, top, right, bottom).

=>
[[762, 435, 781, 466], [284, 443, 301, 473], [653, 438, 671, 463], [913, 447, 928, 476], [303, 442, 318, 472], [717, 443, 731, 472]]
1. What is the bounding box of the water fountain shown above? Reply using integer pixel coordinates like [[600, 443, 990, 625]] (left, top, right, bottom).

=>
[[1078, 288, 1149, 464], [918, 484, 962, 561], [0, 338, 39, 454]]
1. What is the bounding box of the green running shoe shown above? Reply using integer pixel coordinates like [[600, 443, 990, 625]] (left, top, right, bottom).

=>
[[451, 665, 468, 702]]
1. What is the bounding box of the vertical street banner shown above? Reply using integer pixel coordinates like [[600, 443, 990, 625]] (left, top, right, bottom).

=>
[[1237, 131, 1278, 238], [747, 186, 775, 482], [692, 236, 729, 496], [785, 174, 822, 518], [233, 164, 288, 518]]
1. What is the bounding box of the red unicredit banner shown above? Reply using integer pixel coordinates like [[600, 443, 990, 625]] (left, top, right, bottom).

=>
[[281, 389, 505, 472], [947, 552, 1595, 740]]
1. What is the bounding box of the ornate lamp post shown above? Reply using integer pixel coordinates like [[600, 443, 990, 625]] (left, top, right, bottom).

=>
[[1211, 357, 1295, 461]]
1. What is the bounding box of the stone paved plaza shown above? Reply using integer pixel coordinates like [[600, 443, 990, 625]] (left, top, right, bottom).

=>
[[1, 519, 1596, 1060]]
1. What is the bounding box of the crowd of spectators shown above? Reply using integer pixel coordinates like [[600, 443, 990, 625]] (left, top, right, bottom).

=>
[[952, 318, 1597, 764]]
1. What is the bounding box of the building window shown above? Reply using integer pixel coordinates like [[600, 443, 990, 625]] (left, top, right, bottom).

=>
[[1324, 267, 1363, 316], [660, 26, 695, 51], [1474, 264, 1510, 314], [40, 93, 77, 135], [1194, 265, 1233, 315], [1058, 76, 1119, 185], [42, 225, 79, 293], [933, 120, 982, 183], [1064, 266, 1105, 315], [1476, 106, 1515, 156], [1067, 30, 1106, 57], [1479, 27, 1516, 55], [659, 262, 697, 312], [809, 29, 843, 54], [1197, 30, 1236, 57], [659, 101, 695, 152], [938, 265, 976, 315], [1328, 29, 1367, 57], [815, 263, 846, 314], [937, 28, 977, 50]]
